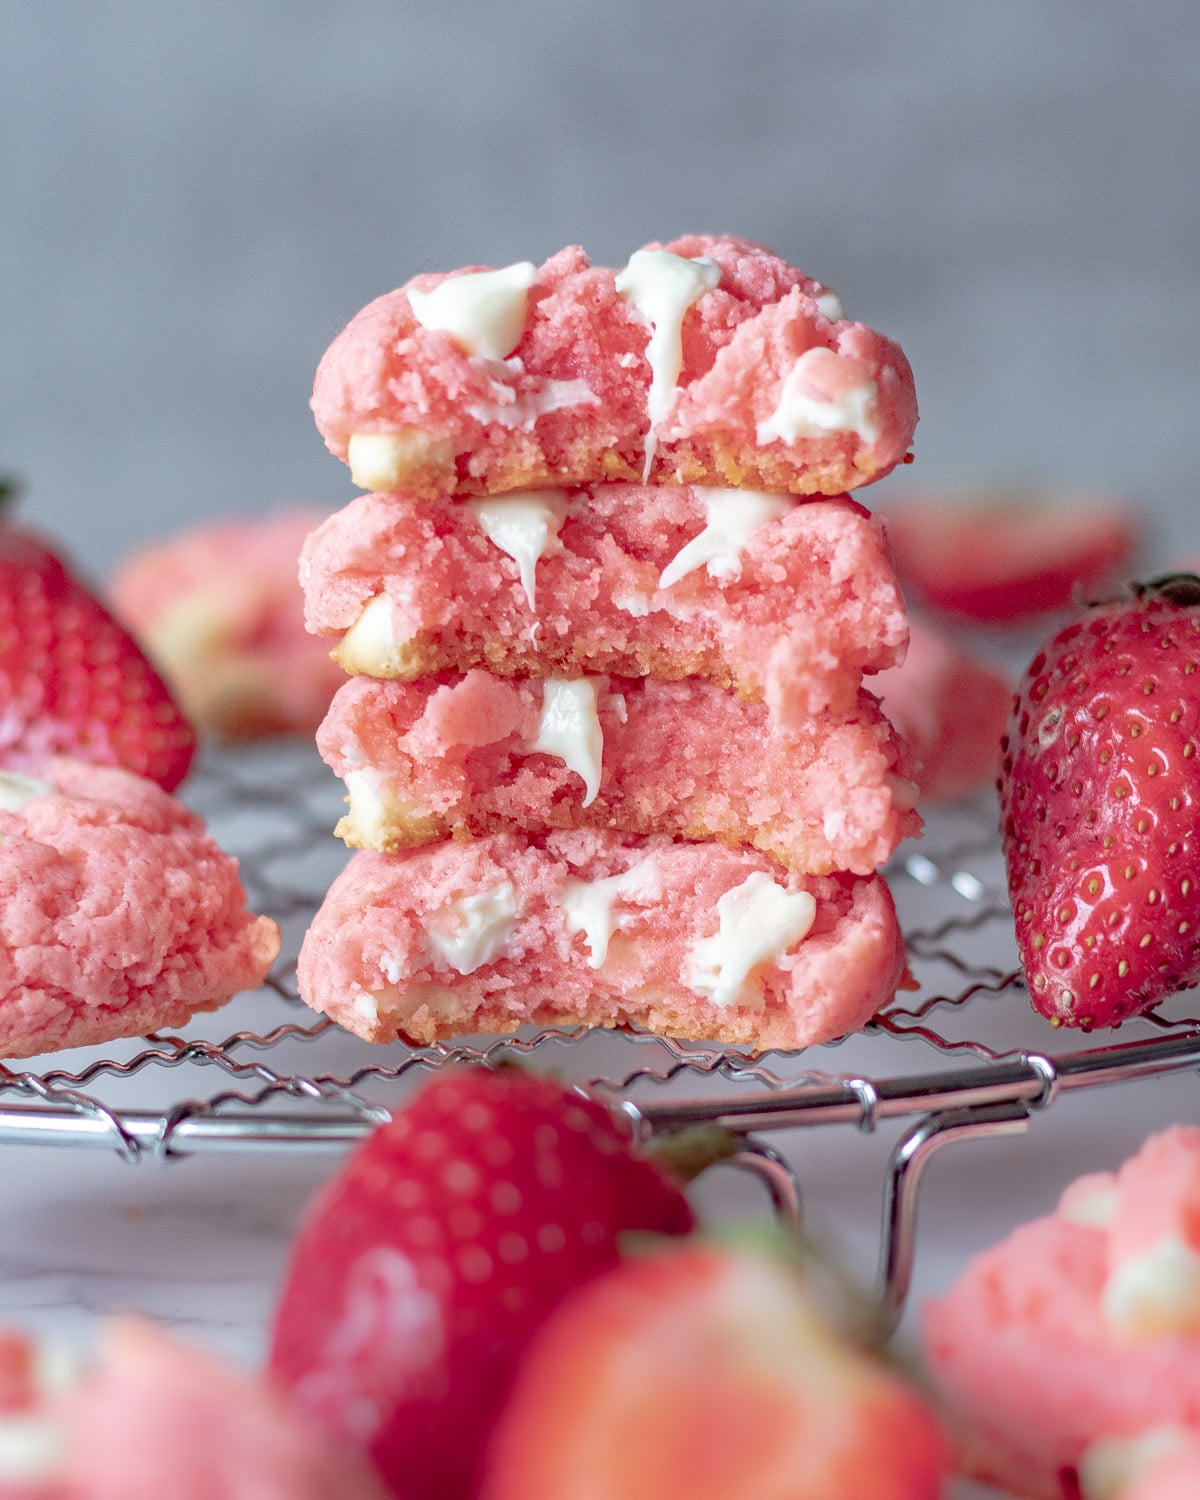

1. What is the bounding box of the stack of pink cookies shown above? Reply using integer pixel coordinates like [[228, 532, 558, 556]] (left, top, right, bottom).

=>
[[296, 234, 921, 1053]]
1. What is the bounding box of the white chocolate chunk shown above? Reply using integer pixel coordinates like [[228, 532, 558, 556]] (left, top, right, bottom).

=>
[[468, 491, 568, 613], [686, 873, 817, 1008], [334, 594, 404, 675], [353, 993, 381, 1024], [1059, 1183, 1120, 1228], [344, 766, 388, 834], [0, 772, 55, 813], [0, 1341, 81, 1484], [1102, 1234, 1200, 1336], [815, 289, 844, 321], [346, 430, 454, 492], [616, 249, 721, 478], [561, 858, 661, 968], [757, 347, 881, 446], [0, 1413, 66, 1484], [532, 678, 603, 807], [424, 881, 520, 975], [464, 377, 598, 429], [659, 487, 794, 590], [1079, 1428, 1190, 1500], [407, 262, 537, 360]]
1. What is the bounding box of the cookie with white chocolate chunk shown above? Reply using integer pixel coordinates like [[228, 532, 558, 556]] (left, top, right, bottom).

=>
[[311, 234, 917, 500]]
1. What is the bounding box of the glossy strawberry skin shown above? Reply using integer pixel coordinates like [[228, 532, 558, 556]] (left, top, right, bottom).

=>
[[1000, 578, 1200, 1027], [268, 1068, 693, 1500], [479, 1243, 949, 1500], [0, 526, 195, 790]]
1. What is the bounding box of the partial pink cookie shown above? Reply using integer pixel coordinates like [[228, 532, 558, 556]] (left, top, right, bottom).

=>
[[109, 507, 344, 738], [318, 671, 921, 875], [922, 1126, 1200, 1500], [0, 758, 279, 1058], [312, 234, 917, 499], [296, 831, 908, 1052], [301, 485, 908, 721], [0, 1321, 388, 1500], [872, 616, 1012, 800]]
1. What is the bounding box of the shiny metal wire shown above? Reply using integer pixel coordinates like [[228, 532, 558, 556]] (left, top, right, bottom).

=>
[[2, 741, 1198, 1317]]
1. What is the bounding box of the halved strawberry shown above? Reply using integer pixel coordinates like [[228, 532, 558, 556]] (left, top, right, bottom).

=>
[[884, 491, 1136, 625], [479, 1241, 949, 1500], [0, 522, 195, 790], [268, 1068, 697, 1500], [1000, 575, 1200, 1026]]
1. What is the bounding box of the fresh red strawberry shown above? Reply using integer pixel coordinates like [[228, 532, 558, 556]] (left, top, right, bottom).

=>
[[885, 491, 1136, 624], [1000, 575, 1200, 1027], [267, 1067, 696, 1500], [0, 522, 195, 790], [479, 1240, 949, 1500]]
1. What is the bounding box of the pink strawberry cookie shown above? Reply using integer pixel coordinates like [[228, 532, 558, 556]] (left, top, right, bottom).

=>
[[110, 507, 344, 738], [312, 233, 917, 500], [0, 758, 279, 1058], [923, 1126, 1200, 1500], [872, 615, 1012, 800], [296, 830, 908, 1052], [0, 1321, 389, 1500], [301, 485, 908, 722], [318, 671, 921, 875]]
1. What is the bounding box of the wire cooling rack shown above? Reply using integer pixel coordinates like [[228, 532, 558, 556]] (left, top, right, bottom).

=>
[[1, 738, 1198, 1321]]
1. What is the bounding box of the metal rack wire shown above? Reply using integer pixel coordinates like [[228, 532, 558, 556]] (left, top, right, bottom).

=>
[[2, 740, 1197, 1322]]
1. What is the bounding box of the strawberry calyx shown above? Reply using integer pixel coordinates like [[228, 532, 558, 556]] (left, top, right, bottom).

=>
[[646, 1123, 742, 1183], [1128, 572, 1200, 607]]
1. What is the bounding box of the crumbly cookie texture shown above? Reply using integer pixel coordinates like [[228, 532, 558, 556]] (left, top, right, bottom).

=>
[[0, 758, 279, 1058], [311, 233, 917, 500], [924, 1126, 1200, 1500], [300, 485, 907, 722], [318, 671, 920, 875], [296, 829, 907, 1053]]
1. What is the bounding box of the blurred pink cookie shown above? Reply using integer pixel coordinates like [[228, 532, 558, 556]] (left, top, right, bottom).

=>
[[872, 616, 1012, 800], [923, 1126, 1200, 1500], [318, 671, 920, 875], [301, 485, 908, 721], [110, 508, 344, 738], [296, 830, 907, 1052], [0, 1320, 388, 1500], [312, 234, 917, 501], [0, 758, 279, 1058]]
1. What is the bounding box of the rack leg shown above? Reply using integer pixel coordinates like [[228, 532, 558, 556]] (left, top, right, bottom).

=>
[[876, 1102, 1032, 1334]]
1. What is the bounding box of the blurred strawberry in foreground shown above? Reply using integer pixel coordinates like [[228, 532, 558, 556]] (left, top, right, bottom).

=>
[[885, 490, 1136, 625], [268, 1068, 699, 1500], [0, 500, 195, 790], [1000, 575, 1200, 1027], [479, 1240, 949, 1500]]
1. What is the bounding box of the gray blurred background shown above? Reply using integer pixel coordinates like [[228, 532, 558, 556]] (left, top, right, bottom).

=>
[[2, 0, 1198, 576]]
